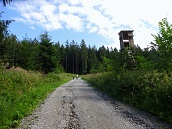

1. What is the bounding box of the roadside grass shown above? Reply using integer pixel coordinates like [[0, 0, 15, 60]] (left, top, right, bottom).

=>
[[83, 71, 172, 124], [0, 67, 72, 129]]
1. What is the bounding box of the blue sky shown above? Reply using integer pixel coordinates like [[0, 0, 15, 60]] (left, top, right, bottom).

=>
[[1, 0, 172, 49]]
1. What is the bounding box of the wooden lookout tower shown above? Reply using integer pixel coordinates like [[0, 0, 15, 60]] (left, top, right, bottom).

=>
[[119, 30, 134, 50]]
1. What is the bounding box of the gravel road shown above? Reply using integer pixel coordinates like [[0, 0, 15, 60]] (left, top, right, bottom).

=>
[[19, 78, 172, 129]]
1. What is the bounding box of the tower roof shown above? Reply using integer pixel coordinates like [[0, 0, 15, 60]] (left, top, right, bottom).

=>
[[118, 30, 134, 35]]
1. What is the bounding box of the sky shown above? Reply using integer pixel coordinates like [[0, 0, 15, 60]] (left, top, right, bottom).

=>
[[1, 0, 172, 50]]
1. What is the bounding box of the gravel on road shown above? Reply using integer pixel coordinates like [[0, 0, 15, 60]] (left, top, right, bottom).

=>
[[18, 78, 172, 129]]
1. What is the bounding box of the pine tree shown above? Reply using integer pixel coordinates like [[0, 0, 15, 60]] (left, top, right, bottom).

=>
[[60, 44, 65, 71], [87, 45, 98, 73], [65, 40, 69, 72], [80, 39, 88, 74], [1, 34, 18, 68], [38, 31, 56, 74]]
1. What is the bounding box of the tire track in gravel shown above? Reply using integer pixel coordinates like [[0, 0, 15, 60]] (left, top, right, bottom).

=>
[[18, 80, 80, 129], [59, 89, 80, 129]]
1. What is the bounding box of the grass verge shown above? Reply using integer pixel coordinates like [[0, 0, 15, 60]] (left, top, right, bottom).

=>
[[0, 67, 72, 129], [83, 71, 172, 124]]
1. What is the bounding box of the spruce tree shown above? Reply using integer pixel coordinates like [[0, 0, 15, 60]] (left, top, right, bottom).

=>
[[80, 39, 88, 74], [38, 31, 56, 74]]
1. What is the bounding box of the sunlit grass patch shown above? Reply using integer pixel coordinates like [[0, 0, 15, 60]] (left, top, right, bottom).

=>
[[0, 67, 72, 129]]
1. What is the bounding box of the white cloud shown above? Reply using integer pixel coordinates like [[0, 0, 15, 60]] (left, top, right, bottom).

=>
[[40, 4, 57, 16], [9, 0, 172, 49], [59, 13, 83, 31], [11, 0, 63, 31], [89, 26, 98, 33], [68, 0, 81, 5]]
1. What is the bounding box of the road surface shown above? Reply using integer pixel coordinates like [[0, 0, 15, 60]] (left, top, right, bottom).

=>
[[19, 78, 172, 129]]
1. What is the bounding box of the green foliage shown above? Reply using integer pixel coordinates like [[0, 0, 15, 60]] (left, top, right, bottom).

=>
[[0, 10, 14, 44], [0, 34, 18, 68], [38, 31, 57, 74], [0, 68, 72, 129], [80, 39, 88, 74], [152, 18, 172, 72], [84, 71, 172, 123], [136, 56, 154, 70], [98, 45, 107, 62], [121, 47, 138, 71], [17, 38, 39, 70], [101, 57, 114, 72], [87, 45, 99, 73]]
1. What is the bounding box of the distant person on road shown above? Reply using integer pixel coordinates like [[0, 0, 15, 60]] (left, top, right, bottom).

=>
[[76, 74, 78, 79], [72, 75, 74, 80]]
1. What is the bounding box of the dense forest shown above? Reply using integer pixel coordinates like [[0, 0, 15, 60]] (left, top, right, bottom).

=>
[[0, 30, 160, 74], [0, 18, 172, 75], [0, 31, 110, 74]]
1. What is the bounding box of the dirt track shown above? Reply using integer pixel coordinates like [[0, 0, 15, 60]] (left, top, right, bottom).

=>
[[19, 78, 172, 129]]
